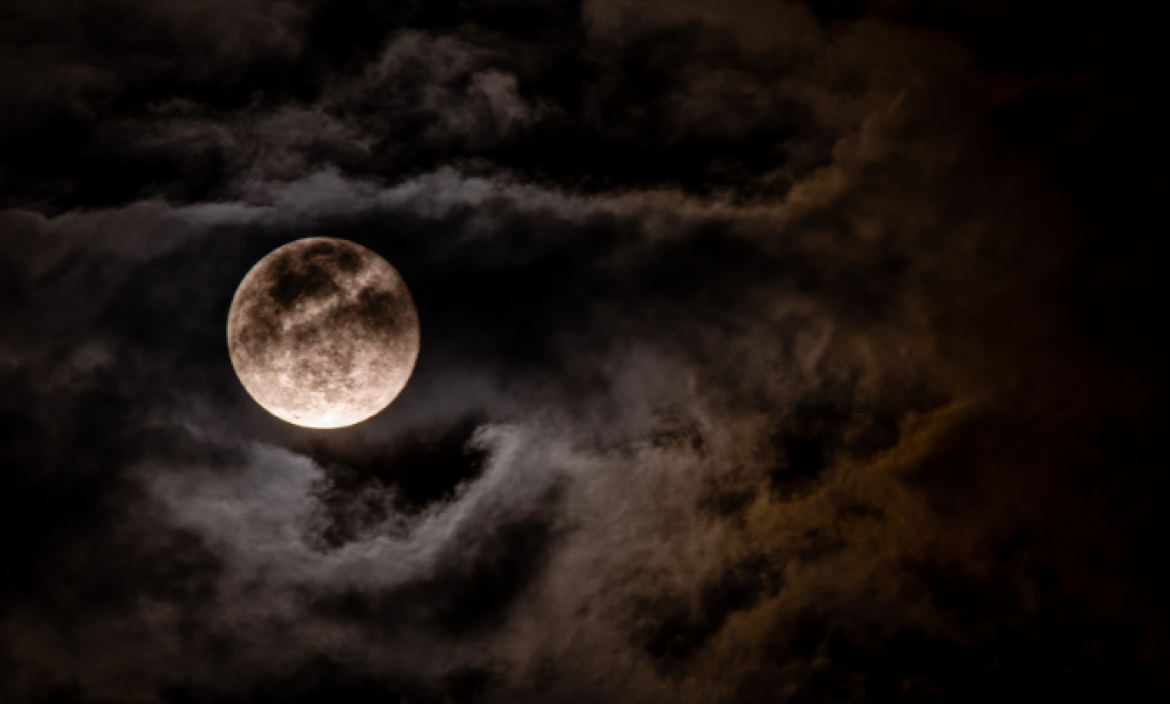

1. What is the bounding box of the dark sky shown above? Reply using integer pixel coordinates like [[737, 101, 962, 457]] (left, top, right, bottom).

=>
[[2, 1, 1169, 702]]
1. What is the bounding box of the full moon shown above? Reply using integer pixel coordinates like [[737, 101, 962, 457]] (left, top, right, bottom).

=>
[[227, 238, 420, 428]]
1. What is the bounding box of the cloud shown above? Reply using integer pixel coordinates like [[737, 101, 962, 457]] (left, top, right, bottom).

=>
[[0, 137, 1069, 700], [2, 2, 1169, 703]]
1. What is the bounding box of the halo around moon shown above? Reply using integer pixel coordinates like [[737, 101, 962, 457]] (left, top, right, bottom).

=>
[[227, 238, 420, 428]]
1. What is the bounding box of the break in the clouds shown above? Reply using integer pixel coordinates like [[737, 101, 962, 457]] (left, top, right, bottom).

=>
[[2, 2, 1169, 704]]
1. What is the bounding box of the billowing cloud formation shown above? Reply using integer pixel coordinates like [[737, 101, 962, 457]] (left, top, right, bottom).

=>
[[2, 2, 1168, 703]]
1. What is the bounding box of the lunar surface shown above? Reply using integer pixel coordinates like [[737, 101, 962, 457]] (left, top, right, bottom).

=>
[[227, 238, 420, 428]]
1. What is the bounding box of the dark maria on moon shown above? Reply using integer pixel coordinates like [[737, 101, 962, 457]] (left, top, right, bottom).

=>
[[1, 2, 1168, 704]]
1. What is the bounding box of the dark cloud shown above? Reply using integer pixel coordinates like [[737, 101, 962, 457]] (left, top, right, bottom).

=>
[[2, 1, 1169, 703]]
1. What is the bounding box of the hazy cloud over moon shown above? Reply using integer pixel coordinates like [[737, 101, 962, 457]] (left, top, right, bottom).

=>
[[2, 2, 1169, 704]]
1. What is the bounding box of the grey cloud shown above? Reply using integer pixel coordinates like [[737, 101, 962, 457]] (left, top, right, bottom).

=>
[[0, 0, 308, 131], [0, 134, 975, 700], [328, 31, 545, 149], [94, 31, 548, 200], [0, 161, 887, 698], [3, 2, 1168, 703]]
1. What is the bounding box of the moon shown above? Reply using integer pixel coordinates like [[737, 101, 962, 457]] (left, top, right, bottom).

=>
[[227, 238, 420, 428]]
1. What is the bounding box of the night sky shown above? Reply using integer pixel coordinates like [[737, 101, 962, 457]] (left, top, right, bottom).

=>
[[2, 1, 1169, 702]]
